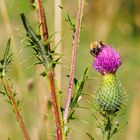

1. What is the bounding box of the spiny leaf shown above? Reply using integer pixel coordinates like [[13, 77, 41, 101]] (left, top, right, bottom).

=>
[[13, 92, 17, 97], [0, 91, 6, 96], [40, 71, 47, 77], [111, 127, 119, 136], [20, 14, 41, 46], [3, 83, 9, 97], [0, 59, 4, 65], [58, 5, 63, 9], [111, 121, 128, 138], [20, 13, 48, 59], [68, 110, 75, 121], [32, 0, 38, 10], [60, 107, 65, 115], [36, 56, 42, 62], [2, 39, 12, 77], [51, 55, 62, 69], [67, 67, 89, 123], [44, 32, 57, 46], [86, 132, 95, 140], [70, 67, 88, 109], [74, 77, 79, 90], [21, 13, 56, 69], [66, 14, 76, 36], [34, 61, 43, 65], [91, 113, 99, 121], [3, 39, 11, 63], [54, 55, 62, 63]]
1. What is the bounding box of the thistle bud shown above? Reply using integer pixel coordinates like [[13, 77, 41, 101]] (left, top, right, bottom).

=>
[[91, 42, 125, 114]]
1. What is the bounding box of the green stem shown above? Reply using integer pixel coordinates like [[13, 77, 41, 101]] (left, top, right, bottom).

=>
[[105, 130, 111, 140], [104, 115, 112, 140]]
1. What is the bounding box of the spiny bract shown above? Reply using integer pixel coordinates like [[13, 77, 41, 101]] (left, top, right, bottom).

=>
[[96, 74, 125, 114]]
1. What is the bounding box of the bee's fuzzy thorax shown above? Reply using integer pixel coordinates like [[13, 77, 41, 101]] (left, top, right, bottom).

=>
[[93, 45, 122, 75]]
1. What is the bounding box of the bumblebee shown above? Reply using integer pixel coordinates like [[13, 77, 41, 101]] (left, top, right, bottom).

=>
[[90, 41, 105, 57]]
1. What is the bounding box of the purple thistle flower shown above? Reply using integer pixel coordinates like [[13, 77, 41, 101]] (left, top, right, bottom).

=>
[[93, 45, 122, 75]]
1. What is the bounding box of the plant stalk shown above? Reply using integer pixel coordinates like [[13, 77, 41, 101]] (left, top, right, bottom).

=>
[[63, 0, 84, 125], [2, 78, 30, 140], [104, 115, 112, 140], [105, 131, 111, 140], [37, 0, 50, 47], [37, 0, 64, 139]]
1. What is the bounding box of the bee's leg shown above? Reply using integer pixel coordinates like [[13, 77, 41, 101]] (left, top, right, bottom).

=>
[[90, 50, 96, 57]]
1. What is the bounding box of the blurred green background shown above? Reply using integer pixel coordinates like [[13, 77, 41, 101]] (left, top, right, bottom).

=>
[[0, 0, 140, 140]]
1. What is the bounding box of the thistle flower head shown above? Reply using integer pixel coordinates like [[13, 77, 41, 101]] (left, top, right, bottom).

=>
[[93, 45, 122, 75], [90, 42, 125, 114]]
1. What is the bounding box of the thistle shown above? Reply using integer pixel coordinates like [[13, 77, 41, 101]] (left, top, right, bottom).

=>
[[93, 45, 122, 75], [91, 42, 125, 114], [90, 42, 126, 140]]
